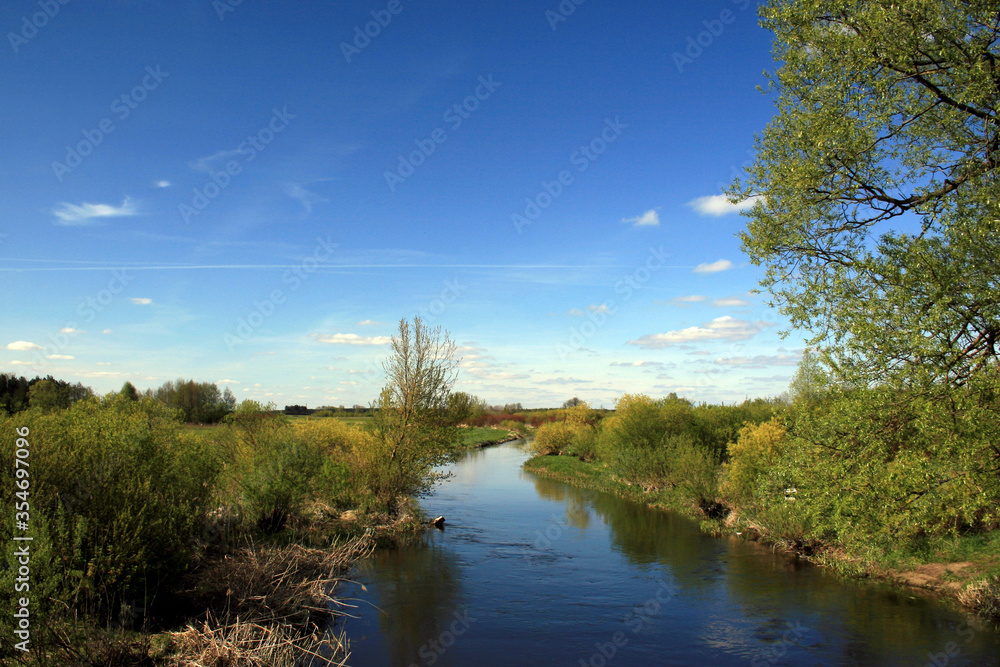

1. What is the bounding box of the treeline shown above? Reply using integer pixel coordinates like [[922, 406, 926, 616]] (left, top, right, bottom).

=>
[[0, 373, 237, 424], [530, 361, 1000, 617], [0, 373, 92, 414]]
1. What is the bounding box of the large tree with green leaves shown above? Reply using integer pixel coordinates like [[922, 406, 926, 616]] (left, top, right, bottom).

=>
[[732, 0, 1000, 385]]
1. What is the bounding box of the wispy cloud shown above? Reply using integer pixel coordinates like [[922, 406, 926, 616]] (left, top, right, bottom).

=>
[[283, 183, 329, 216], [130, 298, 153, 305], [6, 341, 43, 351], [216, 378, 241, 384], [536, 377, 593, 385], [53, 197, 138, 225], [628, 316, 772, 348], [46, 354, 74, 360], [609, 361, 665, 367], [714, 296, 750, 307], [190, 149, 242, 172], [588, 304, 612, 314], [60, 327, 85, 334], [714, 353, 801, 368], [312, 333, 391, 346], [688, 194, 762, 217], [154, 180, 172, 188], [670, 295, 707, 306], [622, 208, 660, 227], [693, 259, 733, 274], [357, 319, 384, 326]]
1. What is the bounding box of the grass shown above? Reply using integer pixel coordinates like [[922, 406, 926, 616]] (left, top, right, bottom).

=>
[[461, 426, 518, 447]]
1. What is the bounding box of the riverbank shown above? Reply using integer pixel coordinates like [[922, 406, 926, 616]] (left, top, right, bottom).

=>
[[523, 453, 1000, 620]]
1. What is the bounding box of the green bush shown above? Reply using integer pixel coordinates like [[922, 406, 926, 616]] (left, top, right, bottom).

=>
[[0, 395, 220, 624]]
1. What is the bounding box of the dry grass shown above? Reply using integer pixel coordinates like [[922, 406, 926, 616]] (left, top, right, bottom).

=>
[[166, 534, 373, 666], [958, 576, 1000, 619]]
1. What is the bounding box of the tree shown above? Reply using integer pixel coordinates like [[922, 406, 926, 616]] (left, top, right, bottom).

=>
[[364, 318, 459, 511], [119, 381, 140, 402], [732, 1, 1000, 386], [446, 391, 487, 424], [153, 378, 233, 423], [562, 397, 581, 408]]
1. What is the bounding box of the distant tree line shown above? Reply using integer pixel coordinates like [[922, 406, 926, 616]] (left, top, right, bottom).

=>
[[149, 378, 236, 423], [0, 373, 93, 414]]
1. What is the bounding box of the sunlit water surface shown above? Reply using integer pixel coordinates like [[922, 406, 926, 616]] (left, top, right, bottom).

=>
[[335, 443, 1000, 666]]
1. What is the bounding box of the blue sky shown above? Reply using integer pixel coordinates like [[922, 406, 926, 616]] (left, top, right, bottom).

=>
[[1, 0, 805, 409]]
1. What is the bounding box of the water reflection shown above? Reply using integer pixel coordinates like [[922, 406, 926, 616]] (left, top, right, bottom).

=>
[[354, 541, 463, 666]]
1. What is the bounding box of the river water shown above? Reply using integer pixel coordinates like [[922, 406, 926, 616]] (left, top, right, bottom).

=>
[[337, 442, 1000, 666]]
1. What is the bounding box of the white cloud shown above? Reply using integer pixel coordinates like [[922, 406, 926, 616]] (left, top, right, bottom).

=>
[[130, 298, 153, 305], [60, 327, 85, 334], [693, 259, 734, 274], [588, 304, 612, 314], [102, 329, 112, 334], [6, 341, 42, 351], [714, 296, 750, 307], [622, 209, 660, 227], [628, 316, 772, 348], [537, 377, 593, 385], [714, 353, 801, 368], [357, 319, 383, 326], [567, 308, 584, 316], [155, 180, 172, 188], [610, 361, 664, 368], [217, 379, 240, 384], [313, 333, 391, 346], [96, 362, 112, 366], [671, 295, 707, 306], [53, 197, 138, 225], [688, 194, 763, 217], [8, 360, 32, 366], [46, 354, 74, 360]]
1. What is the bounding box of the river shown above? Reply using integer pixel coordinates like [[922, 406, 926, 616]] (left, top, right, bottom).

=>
[[337, 442, 1000, 666]]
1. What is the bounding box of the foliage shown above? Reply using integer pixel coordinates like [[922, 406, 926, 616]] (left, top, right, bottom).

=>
[[446, 391, 488, 424], [720, 418, 793, 516], [732, 0, 1000, 386], [154, 378, 236, 423], [365, 318, 461, 512], [0, 395, 219, 625], [529, 419, 591, 457], [0, 372, 92, 415]]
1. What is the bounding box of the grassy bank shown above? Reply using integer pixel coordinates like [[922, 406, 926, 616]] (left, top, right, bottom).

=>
[[524, 453, 1000, 619]]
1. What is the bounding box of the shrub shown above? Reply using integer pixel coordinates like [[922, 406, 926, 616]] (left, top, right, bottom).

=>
[[720, 418, 790, 512], [0, 395, 220, 624]]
